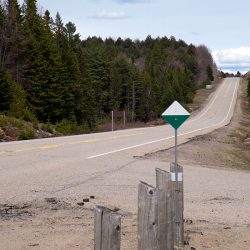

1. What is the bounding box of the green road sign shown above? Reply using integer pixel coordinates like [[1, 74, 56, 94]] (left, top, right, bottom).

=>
[[162, 100, 190, 247], [162, 101, 190, 129]]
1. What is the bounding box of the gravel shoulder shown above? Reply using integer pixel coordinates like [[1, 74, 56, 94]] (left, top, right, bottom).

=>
[[145, 79, 250, 249]]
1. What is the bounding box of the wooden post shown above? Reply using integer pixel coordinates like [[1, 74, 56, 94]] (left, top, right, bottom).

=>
[[156, 168, 174, 250], [94, 206, 121, 250], [111, 111, 114, 131], [123, 111, 126, 128], [170, 163, 184, 248], [138, 182, 158, 250]]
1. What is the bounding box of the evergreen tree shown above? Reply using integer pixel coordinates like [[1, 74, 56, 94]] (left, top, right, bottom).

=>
[[236, 71, 241, 77], [5, 0, 24, 84], [0, 4, 7, 70], [0, 0, 217, 132], [0, 69, 11, 111], [207, 64, 214, 81]]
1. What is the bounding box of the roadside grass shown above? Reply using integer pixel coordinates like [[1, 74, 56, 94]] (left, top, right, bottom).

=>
[[226, 79, 250, 170], [188, 88, 213, 112], [0, 114, 35, 140], [187, 80, 220, 113]]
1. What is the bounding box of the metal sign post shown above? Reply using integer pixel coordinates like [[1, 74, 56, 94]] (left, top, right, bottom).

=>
[[162, 101, 190, 248]]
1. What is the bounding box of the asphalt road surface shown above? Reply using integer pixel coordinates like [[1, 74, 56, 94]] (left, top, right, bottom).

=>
[[0, 77, 240, 209]]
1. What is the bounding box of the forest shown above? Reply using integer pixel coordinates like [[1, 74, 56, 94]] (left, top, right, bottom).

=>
[[0, 0, 216, 135]]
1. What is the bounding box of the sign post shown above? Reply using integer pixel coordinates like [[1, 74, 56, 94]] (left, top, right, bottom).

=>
[[162, 101, 190, 248]]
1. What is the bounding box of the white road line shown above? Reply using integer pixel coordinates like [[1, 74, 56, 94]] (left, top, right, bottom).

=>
[[87, 79, 239, 159], [189, 78, 230, 122]]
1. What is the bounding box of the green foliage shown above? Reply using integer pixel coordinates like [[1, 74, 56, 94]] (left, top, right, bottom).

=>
[[8, 80, 36, 122], [207, 65, 214, 81], [0, 0, 217, 137], [18, 127, 35, 140], [0, 114, 8, 127], [11, 117, 35, 140], [55, 119, 89, 135], [236, 71, 241, 77], [41, 123, 54, 134], [0, 70, 11, 112], [0, 114, 35, 140]]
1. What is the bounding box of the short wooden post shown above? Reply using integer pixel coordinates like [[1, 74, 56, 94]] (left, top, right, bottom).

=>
[[138, 182, 158, 250], [111, 111, 114, 131], [156, 168, 174, 250], [170, 163, 184, 248], [123, 110, 126, 128], [94, 206, 121, 250]]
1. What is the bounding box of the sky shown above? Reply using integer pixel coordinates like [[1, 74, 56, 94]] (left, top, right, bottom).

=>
[[22, 0, 250, 73]]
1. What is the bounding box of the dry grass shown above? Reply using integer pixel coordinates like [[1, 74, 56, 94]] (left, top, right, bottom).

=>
[[188, 81, 221, 113]]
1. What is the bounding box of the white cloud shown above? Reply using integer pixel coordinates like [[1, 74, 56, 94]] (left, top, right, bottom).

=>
[[212, 47, 250, 73], [93, 10, 128, 19]]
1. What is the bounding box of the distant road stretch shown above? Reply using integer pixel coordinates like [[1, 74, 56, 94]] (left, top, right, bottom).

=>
[[0, 77, 240, 202]]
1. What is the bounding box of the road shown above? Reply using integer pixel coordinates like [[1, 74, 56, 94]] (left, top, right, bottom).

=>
[[0, 77, 240, 208]]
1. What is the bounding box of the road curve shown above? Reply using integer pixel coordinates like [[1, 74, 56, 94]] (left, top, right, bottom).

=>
[[0, 77, 240, 205]]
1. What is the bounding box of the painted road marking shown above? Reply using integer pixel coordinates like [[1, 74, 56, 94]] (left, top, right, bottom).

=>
[[87, 79, 239, 159], [0, 132, 144, 155], [68, 139, 98, 145]]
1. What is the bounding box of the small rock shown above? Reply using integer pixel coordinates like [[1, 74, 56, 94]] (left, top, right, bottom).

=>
[[244, 138, 250, 143], [90, 196, 95, 199], [224, 226, 231, 230], [185, 219, 193, 225], [191, 247, 196, 250], [28, 243, 39, 247], [83, 198, 90, 202], [77, 202, 84, 206], [184, 240, 189, 245], [45, 197, 57, 203]]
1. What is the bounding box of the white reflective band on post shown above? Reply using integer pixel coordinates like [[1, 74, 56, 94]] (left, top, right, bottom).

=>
[[171, 172, 183, 182]]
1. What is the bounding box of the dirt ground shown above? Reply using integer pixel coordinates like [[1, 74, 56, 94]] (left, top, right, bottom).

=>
[[0, 80, 249, 250], [145, 79, 250, 250]]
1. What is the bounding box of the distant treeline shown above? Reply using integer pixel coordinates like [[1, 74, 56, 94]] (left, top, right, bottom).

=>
[[0, 0, 216, 132]]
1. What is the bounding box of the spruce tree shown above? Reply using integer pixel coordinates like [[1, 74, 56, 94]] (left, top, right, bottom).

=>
[[207, 65, 214, 81], [5, 0, 24, 84], [0, 4, 7, 70], [0, 69, 11, 111]]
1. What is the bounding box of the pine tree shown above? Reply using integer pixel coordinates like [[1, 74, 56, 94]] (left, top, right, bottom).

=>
[[5, 0, 24, 84], [22, 2, 73, 122], [207, 65, 214, 81], [0, 69, 11, 111], [0, 4, 7, 70]]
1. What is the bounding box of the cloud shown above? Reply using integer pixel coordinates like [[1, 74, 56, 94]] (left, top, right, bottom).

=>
[[92, 10, 129, 19], [212, 47, 250, 73], [191, 32, 200, 36]]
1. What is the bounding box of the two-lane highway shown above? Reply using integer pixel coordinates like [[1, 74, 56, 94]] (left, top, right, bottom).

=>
[[0, 78, 240, 207]]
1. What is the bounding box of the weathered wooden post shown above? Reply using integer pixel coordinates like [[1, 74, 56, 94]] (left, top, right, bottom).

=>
[[111, 111, 114, 131], [138, 174, 174, 250], [170, 163, 184, 248], [94, 206, 121, 250], [156, 168, 174, 250], [138, 182, 158, 250]]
